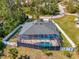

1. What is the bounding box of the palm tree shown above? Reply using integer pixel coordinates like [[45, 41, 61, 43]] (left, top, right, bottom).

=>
[[9, 48, 18, 59]]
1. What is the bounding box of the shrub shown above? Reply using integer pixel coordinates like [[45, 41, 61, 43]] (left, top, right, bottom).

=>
[[42, 49, 53, 56], [9, 48, 18, 59], [63, 51, 72, 58]]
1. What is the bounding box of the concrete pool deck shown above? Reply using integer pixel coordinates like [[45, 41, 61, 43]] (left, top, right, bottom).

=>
[[19, 39, 59, 46]]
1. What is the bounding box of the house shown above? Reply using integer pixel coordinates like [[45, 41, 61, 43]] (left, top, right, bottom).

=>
[[17, 19, 61, 50]]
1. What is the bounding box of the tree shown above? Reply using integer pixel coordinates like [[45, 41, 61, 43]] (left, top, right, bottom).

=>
[[0, 22, 5, 37], [18, 55, 30, 59], [29, 0, 41, 19], [76, 1, 79, 15], [6, 0, 15, 17], [28, 0, 59, 18], [20, 13, 28, 24], [50, 0, 59, 15], [66, 0, 76, 13], [0, 0, 28, 39], [0, 39, 5, 59], [9, 48, 18, 59], [0, 38, 5, 51]]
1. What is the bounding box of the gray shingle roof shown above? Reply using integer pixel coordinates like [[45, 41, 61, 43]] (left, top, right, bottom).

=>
[[19, 20, 59, 35]]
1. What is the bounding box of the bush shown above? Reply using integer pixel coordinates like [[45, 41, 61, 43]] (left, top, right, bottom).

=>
[[0, 39, 5, 51], [63, 51, 72, 58], [0, 39, 5, 57], [42, 49, 53, 56], [9, 48, 18, 59], [18, 55, 30, 59]]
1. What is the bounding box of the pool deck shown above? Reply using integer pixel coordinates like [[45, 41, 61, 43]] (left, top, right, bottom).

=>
[[19, 39, 59, 46]]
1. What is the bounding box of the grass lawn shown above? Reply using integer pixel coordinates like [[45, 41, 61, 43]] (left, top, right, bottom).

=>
[[53, 15, 79, 45], [60, 33, 71, 47]]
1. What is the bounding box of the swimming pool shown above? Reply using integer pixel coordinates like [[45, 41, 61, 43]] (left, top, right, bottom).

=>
[[35, 42, 52, 47]]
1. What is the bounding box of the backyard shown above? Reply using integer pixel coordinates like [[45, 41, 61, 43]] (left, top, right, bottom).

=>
[[1, 16, 79, 59], [8, 20, 71, 47], [53, 15, 79, 45], [2, 46, 78, 59]]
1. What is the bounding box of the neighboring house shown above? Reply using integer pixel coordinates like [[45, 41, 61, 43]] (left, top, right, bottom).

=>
[[17, 19, 61, 50]]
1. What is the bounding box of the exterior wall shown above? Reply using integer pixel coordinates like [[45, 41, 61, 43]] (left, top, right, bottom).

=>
[[17, 42, 60, 50]]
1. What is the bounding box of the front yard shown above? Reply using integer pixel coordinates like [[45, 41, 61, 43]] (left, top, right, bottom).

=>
[[54, 15, 79, 45]]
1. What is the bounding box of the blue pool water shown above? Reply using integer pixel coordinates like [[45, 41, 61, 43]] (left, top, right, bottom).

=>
[[35, 42, 52, 47]]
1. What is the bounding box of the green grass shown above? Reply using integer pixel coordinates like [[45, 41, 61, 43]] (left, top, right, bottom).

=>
[[54, 15, 79, 45], [60, 33, 71, 47]]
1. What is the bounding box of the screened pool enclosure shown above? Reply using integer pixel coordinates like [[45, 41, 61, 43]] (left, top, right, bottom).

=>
[[17, 19, 61, 50]]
